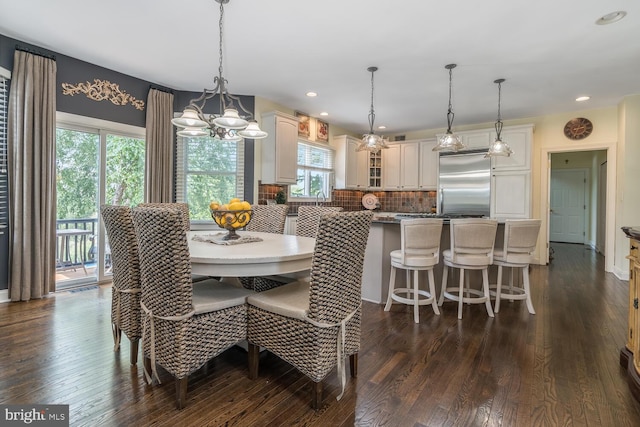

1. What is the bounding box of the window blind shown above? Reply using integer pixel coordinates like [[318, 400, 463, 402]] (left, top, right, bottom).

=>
[[174, 129, 245, 220], [0, 68, 10, 235], [297, 141, 334, 172]]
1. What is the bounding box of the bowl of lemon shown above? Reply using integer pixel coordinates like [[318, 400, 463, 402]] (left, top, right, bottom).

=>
[[209, 198, 253, 240]]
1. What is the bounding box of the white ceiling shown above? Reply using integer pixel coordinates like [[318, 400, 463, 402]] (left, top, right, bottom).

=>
[[1, 0, 639, 136]]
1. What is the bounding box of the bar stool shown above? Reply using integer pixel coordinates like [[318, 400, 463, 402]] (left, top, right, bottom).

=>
[[438, 218, 498, 319], [384, 218, 443, 323], [493, 219, 541, 314]]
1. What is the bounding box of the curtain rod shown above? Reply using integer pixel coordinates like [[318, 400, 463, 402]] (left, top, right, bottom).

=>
[[15, 45, 56, 61], [149, 85, 174, 94]]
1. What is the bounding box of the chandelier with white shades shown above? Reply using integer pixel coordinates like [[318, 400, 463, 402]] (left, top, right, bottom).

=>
[[171, 0, 267, 141]]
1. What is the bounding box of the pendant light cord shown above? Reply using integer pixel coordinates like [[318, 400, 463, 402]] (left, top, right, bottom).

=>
[[368, 68, 376, 134], [446, 66, 455, 132], [495, 79, 503, 139]]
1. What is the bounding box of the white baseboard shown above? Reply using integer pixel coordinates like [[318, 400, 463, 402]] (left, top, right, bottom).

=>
[[614, 266, 630, 281], [0, 289, 9, 303], [361, 296, 382, 304]]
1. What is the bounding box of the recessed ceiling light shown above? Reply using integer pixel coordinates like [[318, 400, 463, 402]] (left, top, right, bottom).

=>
[[596, 11, 627, 25], [576, 96, 591, 102], [320, 112, 328, 116], [378, 125, 386, 130], [306, 92, 317, 97]]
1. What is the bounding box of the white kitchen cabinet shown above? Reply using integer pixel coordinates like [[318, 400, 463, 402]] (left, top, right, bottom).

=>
[[285, 215, 297, 235], [334, 135, 368, 189], [382, 144, 400, 189], [462, 131, 492, 150], [491, 170, 531, 219], [383, 142, 419, 190], [260, 112, 298, 185], [490, 124, 533, 171], [419, 139, 438, 190]]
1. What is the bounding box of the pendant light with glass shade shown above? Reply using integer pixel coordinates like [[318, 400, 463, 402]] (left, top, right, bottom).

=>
[[486, 78, 513, 157], [357, 66, 389, 153], [433, 64, 465, 152], [171, 0, 267, 141]]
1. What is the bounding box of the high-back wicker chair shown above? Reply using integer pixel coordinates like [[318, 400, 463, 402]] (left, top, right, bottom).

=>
[[246, 210, 373, 409], [137, 202, 209, 282], [137, 203, 190, 233], [132, 206, 253, 409], [100, 205, 142, 365], [241, 204, 290, 291], [295, 206, 343, 238], [245, 204, 288, 234]]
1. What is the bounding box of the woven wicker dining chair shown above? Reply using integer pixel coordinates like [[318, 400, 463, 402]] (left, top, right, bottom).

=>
[[138, 203, 190, 233], [100, 205, 142, 366], [245, 204, 288, 234], [240, 204, 291, 292], [132, 206, 253, 409], [247, 210, 373, 409], [295, 206, 343, 238], [138, 202, 208, 283]]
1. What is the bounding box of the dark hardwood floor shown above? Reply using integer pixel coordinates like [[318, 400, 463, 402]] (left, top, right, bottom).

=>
[[2, 243, 640, 426]]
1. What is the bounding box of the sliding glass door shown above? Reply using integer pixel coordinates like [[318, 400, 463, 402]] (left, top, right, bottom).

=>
[[55, 119, 144, 288]]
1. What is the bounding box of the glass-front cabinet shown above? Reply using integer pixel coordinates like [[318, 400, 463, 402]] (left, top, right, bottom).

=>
[[369, 151, 382, 189]]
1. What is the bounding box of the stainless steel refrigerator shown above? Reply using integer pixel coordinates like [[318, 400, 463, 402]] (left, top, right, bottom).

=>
[[438, 149, 491, 217]]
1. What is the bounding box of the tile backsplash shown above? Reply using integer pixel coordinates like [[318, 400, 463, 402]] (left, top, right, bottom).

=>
[[258, 183, 437, 214]]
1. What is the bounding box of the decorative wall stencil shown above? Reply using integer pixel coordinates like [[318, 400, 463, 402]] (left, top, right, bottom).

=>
[[61, 79, 145, 110]]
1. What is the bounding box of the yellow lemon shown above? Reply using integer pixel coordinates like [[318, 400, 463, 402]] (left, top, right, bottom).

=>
[[229, 197, 241, 204], [241, 201, 251, 210], [228, 201, 244, 211], [209, 201, 220, 210]]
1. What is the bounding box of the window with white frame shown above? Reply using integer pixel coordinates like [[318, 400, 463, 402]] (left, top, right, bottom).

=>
[[175, 134, 244, 221], [0, 67, 10, 235], [289, 141, 334, 201]]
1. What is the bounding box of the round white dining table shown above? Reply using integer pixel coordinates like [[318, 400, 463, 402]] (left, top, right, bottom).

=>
[[188, 230, 316, 277]]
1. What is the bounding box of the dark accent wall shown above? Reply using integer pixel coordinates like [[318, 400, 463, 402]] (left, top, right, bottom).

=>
[[0, 33, 256, 291]]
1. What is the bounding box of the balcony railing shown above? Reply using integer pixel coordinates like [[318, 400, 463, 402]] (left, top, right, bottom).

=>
[[56, 218, 98, 272]]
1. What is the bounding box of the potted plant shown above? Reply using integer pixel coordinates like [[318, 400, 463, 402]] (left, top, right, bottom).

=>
[[275, 189, 287, 204]]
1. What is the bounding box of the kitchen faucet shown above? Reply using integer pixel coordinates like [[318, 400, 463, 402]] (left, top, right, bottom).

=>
[[315, 190, 326, 206]]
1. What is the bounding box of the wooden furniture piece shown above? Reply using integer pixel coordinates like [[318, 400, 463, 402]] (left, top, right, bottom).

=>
[[492, 219, 541, 314], [246, 211, 373, 409], [438, 218, 498, 319], [384, 218, 443, 323], [295, 206, 343, 238], [188, 231, 315, 277], [621, 226, 640, 403], [100, 205, 142, 365], [132, 206, 253, 409]]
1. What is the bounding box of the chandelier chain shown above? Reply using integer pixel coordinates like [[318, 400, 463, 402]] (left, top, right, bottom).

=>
[[218, 0, 225, 78]]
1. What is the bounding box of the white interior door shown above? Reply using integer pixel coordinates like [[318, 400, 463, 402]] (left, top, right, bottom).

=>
[[550, 169, 586, 243], [596, 161, 607, 254]]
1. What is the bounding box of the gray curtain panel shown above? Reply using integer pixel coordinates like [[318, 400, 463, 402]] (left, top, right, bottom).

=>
[[144, 89, 175, 203], [8, 50, 57, 301]]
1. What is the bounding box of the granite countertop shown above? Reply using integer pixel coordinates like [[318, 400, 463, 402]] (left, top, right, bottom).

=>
[[622, 226, 640, 239]]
